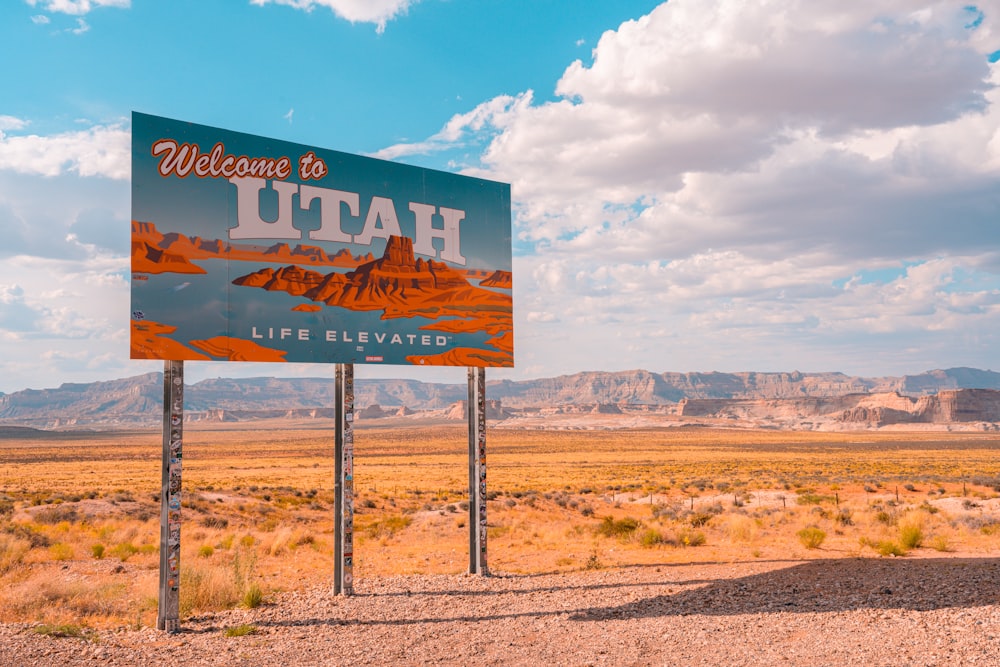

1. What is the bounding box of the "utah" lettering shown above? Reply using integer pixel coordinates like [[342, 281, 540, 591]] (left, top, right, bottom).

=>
[[228, 177, 466, 266]]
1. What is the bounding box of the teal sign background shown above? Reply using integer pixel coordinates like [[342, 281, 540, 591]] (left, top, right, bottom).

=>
[[131, 112, 513, 367]]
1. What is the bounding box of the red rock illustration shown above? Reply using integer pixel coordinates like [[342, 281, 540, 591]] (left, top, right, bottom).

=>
[[480, 270, 512, 289], [131, 240, 207, 275], [130, 320, 211, 360], [230, 235, 514, 354], [132, 221, 372, 271], [190, 336, 288, 362]]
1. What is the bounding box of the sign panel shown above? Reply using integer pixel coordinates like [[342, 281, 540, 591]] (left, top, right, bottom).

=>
[[130, 112, 513, 367]]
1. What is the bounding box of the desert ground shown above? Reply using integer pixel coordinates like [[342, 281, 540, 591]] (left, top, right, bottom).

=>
[[1, 423, 999, 665]]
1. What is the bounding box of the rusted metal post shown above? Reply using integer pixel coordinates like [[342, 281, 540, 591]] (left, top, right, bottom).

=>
[[157, 360, 184, 632], [334, 363, 355, 594], [468, 367, 488, 575]]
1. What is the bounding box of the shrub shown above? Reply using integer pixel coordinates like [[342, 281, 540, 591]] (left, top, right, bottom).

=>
[[638, 528, 668, 548], [796, 493, 835, 506], [874, 510, 897, 526], [364, 515, 412, 539], [899, 523, 924, 550], [241, 582, 264, 609], [180, 563, 241, 617], [49, 542, 74, 561], [930, 535, 951, 552], [676, 528, 706, 547], [0, 534, 30, 574], [110, 542, 140, 562], [595, 516, 641, 539], [223, 624, 257, 637], [584, 551, 603, 570], [876, 540, 908, 557], [725, 515, 758, 543], [34, 506, 79, 525], [796, 526, 826, 549], [33, 624, 91, 639], [688, 512, 714, 528], [91, 544, 105, 559], [861, 536, 907, 556], [198, 545, 215, 558]]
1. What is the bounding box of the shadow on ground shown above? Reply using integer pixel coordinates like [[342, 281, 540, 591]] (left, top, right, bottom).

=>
[[245, 557, 1000, 630], [571, 557, 1000, 620]]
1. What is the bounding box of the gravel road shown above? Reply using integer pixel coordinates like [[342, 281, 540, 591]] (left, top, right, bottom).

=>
[[3, 556, 999, 666]]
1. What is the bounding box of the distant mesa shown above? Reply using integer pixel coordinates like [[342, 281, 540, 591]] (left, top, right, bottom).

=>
[[233, 265, 326, 296], [480, 270, 512, 289], [130, 221, 372, 272], [5, 368, 1000, 430], [131, 240, 206, 275]]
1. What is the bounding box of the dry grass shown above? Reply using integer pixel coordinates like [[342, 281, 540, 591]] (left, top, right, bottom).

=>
[[1, 424, 999, 627]]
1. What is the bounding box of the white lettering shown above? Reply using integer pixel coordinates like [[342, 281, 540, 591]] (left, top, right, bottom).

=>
[[354, 196, 401, 246], [302, 185, 357, 243], [298, 329, 309, 340], [228, 177, 301, 240], [227, 180, 468, 262], [411, 203, 466, 266]]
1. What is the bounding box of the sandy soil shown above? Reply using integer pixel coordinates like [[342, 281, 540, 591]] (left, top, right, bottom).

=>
[[3, 556, 999, 666]]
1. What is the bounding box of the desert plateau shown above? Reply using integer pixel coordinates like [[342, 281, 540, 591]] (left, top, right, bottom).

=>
[[1, 415, 999, 665]]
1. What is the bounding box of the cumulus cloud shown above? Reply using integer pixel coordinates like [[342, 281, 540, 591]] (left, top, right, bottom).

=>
[[391, 0, 1000, 376], [0, 253, 136, 391], [26, 0, 130, 15], [249, 0, 416, 32], [0, 122, 129, 179]]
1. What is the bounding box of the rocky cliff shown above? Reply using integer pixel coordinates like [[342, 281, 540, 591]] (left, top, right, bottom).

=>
[[678, 389, 1000, 428], [2, 368, 999, 430]]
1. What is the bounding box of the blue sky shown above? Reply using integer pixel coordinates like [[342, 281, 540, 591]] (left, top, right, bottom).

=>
[[1, 0, 999, 393]]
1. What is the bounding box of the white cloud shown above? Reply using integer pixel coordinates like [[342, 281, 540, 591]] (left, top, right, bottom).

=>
[[30, 14, 50, 24], [69, 17, 90, 34], [25, 0, 130, 15], [371, 93, 531, 161], [249, 0, 416, 32], [389, 0, 1000, 376], [0, 122, 129, 179], [0, 116, 28, 131]]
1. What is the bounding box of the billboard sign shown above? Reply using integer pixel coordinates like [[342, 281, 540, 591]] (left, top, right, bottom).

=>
[[130, 112, 513, 367]]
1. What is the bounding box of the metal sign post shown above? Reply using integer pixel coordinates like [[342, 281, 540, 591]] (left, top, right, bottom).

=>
[[468, 366, 488, 575], [157, 360, 184, 632], [334, 363, 355, 595]]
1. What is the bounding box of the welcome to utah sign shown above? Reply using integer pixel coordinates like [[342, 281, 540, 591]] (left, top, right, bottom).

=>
[[130, 112, 513, 367]]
